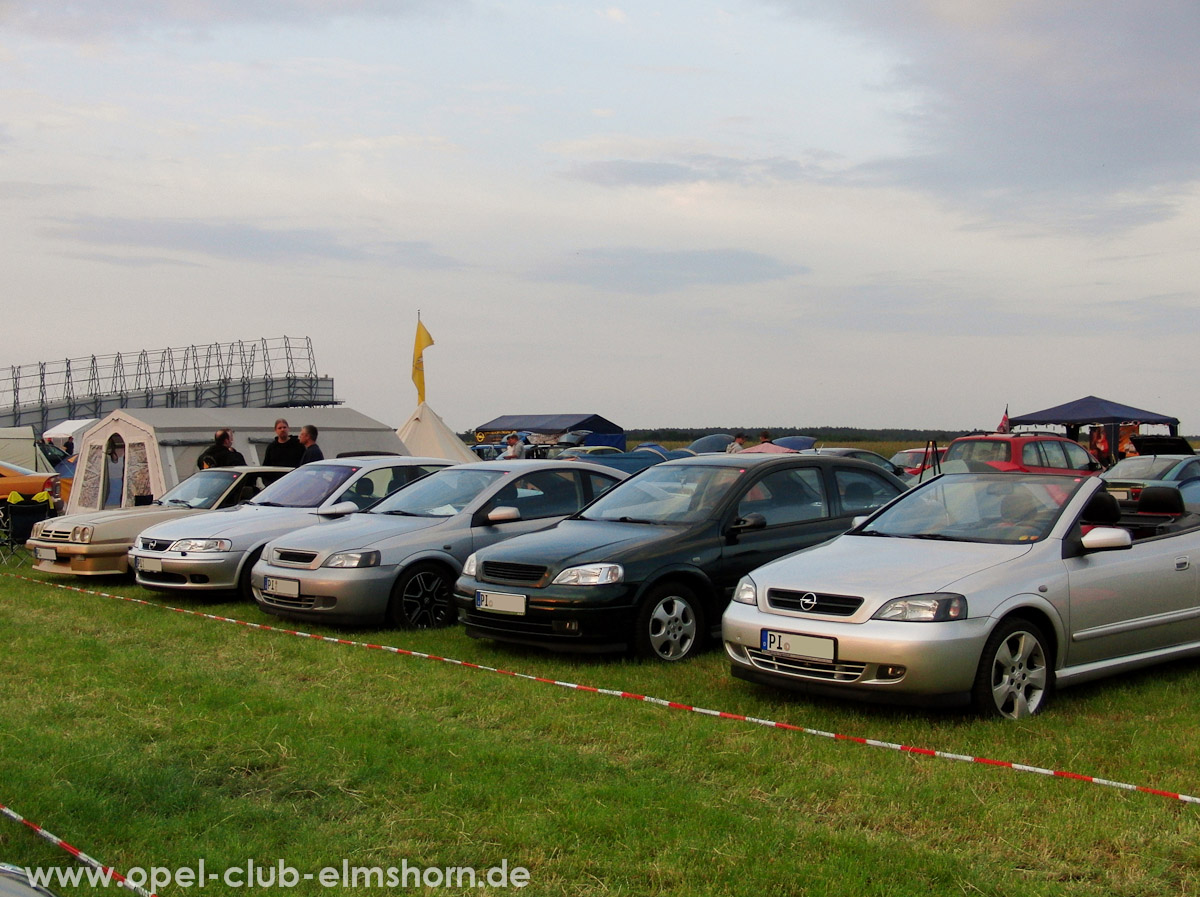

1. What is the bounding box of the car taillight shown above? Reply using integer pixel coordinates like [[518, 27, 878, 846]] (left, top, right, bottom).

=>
[[1130, 487, 1142, 501], [43, 475, 60, 499]]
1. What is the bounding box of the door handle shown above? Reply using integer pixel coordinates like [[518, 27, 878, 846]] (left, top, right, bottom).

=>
[[1176, 556, 1190, 571]]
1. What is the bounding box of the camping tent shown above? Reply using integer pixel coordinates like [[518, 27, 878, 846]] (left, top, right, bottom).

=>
[[397, 403, 475, 463], [68, 407, 409, 514], [474, 413, 625, 450], [1009, 395, 1180, 463], [0, 426, 60, 472], [42, 418, 99, 449]]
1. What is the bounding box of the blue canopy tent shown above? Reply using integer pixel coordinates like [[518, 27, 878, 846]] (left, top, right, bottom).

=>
[[473, 414, 625, 450], [1009, 395, 1179, 463]]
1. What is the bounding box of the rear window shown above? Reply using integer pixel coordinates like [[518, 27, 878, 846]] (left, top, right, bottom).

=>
[[945, 440, 1011, 464]]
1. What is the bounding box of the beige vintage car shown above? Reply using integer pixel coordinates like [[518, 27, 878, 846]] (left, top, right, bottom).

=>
[[26, 466, 289, 576]]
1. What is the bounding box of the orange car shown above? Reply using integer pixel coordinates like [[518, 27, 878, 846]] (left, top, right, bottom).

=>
[[0, 460, 61, 509]]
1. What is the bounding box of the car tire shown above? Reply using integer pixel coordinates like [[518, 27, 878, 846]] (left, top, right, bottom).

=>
[[634, 582, 704, 662], [238, 546, 263, 602], [971, 617, 1054, 719], [386, 562, 455, 629]]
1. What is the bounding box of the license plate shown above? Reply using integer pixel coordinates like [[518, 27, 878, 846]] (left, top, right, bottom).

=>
[[475, 590, 526, 615], [137, 557, 162, 573], [761, 629, 835, 662], [263, 576, 300, 598], [1108, 489, 1129, 501], [35, 547, 57, 561]]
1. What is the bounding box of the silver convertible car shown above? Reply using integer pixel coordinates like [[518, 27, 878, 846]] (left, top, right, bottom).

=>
[[252, 459, 625, 628], [130, 457, 453, 599], [723, 471, 1200, 718]]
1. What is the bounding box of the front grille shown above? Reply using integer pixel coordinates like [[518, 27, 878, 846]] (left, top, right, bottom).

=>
[[746, 648, 866, 682], [767, 589, 863, 616], [273, 548, 319, 566], [260, 592, 317, 610], [36, 527, 73, 543], [140, 538, 173, 551], [480, 561, 548, 585]]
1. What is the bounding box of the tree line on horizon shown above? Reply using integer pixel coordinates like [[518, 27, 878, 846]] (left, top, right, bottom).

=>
[[625, 426, 975, 445]]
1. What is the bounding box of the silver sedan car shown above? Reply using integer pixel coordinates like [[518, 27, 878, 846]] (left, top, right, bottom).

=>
[[130, 457, 453, 598], [252, 460, 625, 628], [723, 471, 1200, 718]]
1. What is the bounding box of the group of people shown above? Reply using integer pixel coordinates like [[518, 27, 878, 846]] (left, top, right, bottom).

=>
[[725, 431, 773, 453], [197, 419, 323, 470]]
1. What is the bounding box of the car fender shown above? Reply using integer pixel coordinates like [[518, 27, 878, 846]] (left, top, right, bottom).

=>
[[632, 563, 719, 608], [392, 547, 462, 580], [984, 592, 1067, 667]]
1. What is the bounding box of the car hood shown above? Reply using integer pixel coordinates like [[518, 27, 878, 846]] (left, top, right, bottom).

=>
[[50, 505, 201, 535], [477, 518, 688, 568], [750, 533, 1035, 601], [137, 503, 330, 542], [265, 512, 444, 552]]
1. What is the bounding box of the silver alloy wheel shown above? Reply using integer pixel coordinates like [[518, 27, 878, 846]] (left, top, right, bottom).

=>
[[987, 628, 1049, 719], [646, 594, 697, 661]]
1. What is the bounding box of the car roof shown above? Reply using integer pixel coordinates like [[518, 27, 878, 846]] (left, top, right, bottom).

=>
[[653, 453, 881, 470], [439, 458, 629, 475], [308, 455, 455, 470]]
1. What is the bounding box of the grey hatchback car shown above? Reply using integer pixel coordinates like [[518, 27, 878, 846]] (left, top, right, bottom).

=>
[[130, 456, 453, 598], [252, 459, 625, 628]]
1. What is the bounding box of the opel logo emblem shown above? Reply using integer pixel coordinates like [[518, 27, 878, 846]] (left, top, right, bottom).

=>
[[800, 592, 818, 611]]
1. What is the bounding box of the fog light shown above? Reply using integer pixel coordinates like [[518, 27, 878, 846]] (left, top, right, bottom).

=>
[[553, 620, 580, 634], [878, 665, 906, 680]]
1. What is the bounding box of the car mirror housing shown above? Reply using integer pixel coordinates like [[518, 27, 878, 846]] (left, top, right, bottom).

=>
[[1081, 526, 1132, 552], [316, 500, 360, 517], [487, 505, 521, 523], [729, 512, 767, 532]]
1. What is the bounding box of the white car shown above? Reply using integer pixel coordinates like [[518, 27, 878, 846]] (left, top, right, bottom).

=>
[[723, 472, 1200, 718]]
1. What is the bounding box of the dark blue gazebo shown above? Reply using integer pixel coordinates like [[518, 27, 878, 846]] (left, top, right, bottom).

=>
[[1009, 395, 1179, 461]]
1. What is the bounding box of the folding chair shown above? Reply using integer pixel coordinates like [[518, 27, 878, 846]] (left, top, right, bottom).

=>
[[1, 495, 52, 566], [0, 505, 21, 566]]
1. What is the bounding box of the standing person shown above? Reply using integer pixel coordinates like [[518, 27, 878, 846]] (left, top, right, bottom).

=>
[[263, 418, 304, 467], [500, 432, 525, 460], [726, 432, 747, 453], [197, 428, 246, 469], [758, 430, 773, 445], [64, 436, 75, 455], [298, 424, 324, 465]]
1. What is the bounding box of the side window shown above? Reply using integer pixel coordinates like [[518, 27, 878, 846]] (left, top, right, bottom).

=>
[[834, 468, 902, 514], [586, 472, 620, 501], [736, 468, 828, 525], [338, 469, 388, 509], [1062, 442, 1093, 471], [492, 470, 587, 520], [1038, 441, 1069, 469]]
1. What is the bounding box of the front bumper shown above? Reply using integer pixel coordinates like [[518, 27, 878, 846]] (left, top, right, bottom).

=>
[[453, 576, 640, 652], [252, 562, 396, 624], [129, 548, 243, 591], [26, 539, 132, 576], [721, 600, 990, 707]]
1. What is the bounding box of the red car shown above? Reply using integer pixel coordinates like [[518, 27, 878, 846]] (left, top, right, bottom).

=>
[[942, 433, 1101, 476], [889, 446, 947, 476]]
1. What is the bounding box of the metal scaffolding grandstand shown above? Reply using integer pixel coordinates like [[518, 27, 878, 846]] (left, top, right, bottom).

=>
[[2, 336, 338, 433]]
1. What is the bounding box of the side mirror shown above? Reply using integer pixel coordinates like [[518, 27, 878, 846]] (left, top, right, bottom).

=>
[[316, 501, 360, 517], [729, 512, 767, 533], [1081, 526, 1132, 552], [486, 506, 521, 523]]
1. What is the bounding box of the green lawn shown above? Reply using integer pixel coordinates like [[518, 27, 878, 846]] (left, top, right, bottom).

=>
[[3, 559, 1200, 896]]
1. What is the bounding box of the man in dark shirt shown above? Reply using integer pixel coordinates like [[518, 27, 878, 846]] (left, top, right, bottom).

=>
[[262, 418, 304, 467], [298, 424, 324, 465], [197, 429, 247, 469]]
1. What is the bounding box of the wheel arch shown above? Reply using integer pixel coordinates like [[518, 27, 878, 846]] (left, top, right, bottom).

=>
[[988, 599, 1062, 670], [634, 566, 719, 611]]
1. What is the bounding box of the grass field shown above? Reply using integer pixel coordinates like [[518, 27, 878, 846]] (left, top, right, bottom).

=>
[[3, 553, 1200, 896]]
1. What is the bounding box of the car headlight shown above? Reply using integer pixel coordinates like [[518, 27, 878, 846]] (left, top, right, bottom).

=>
[[71, 525, 94, 544], [323, 550, 381, 569], [872, 593, 967, 622], [462, 552, 478, 577], [552, 563, 623, 585], [168, 539, 233, 552], [732, 576, 757, 605]]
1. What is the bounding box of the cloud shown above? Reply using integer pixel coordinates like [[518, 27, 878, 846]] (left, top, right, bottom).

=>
[[532, 248, 807, 294], [0, 0, 460, 41], [566, 154, 828, 188], [41, 216, 462, 268]]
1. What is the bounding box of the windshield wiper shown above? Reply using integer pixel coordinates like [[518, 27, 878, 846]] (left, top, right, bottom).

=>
[[905, 533, 956, 541], [382, 509, 422, 516], [855, 530, 897, 537], [253, 501, 285, 507]]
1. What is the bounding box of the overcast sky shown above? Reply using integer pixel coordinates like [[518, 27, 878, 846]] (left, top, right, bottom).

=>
[[4, 1, 1199, 434]]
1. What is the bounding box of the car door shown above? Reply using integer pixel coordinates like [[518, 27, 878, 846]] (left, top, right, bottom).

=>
[[469, 468, 618, 554], [714, 465, 846, 600], [1064, 531, 1200, 666]]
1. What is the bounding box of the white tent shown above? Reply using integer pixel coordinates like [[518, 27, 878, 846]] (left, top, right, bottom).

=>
[[0, 426, 59, 472], [397, 403, 475, 463], [42, 418, 99, 448], [68, 407, 410, 513]]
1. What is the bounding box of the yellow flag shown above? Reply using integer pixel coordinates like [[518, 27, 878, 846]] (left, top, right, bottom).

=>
[[412, 318, 435, 404]]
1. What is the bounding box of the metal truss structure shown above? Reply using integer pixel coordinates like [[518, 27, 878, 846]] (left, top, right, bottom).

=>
[[2, 336, 337, 433]]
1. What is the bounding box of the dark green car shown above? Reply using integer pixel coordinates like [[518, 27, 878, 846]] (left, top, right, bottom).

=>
[[453, 453, 906, 661]]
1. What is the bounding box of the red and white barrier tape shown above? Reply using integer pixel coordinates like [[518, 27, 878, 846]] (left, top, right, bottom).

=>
[[5, 572, 1200, 807], [0, 802, 156, 897]]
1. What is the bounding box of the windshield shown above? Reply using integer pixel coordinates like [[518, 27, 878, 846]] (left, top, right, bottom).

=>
[[859, 473, 1086, 544], [371, 468, 503, 517], [159, 470, 240, 508], [579, 464, 743, 524], [1104, 457, 1184, 480], [251, 463, 357, 508]]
